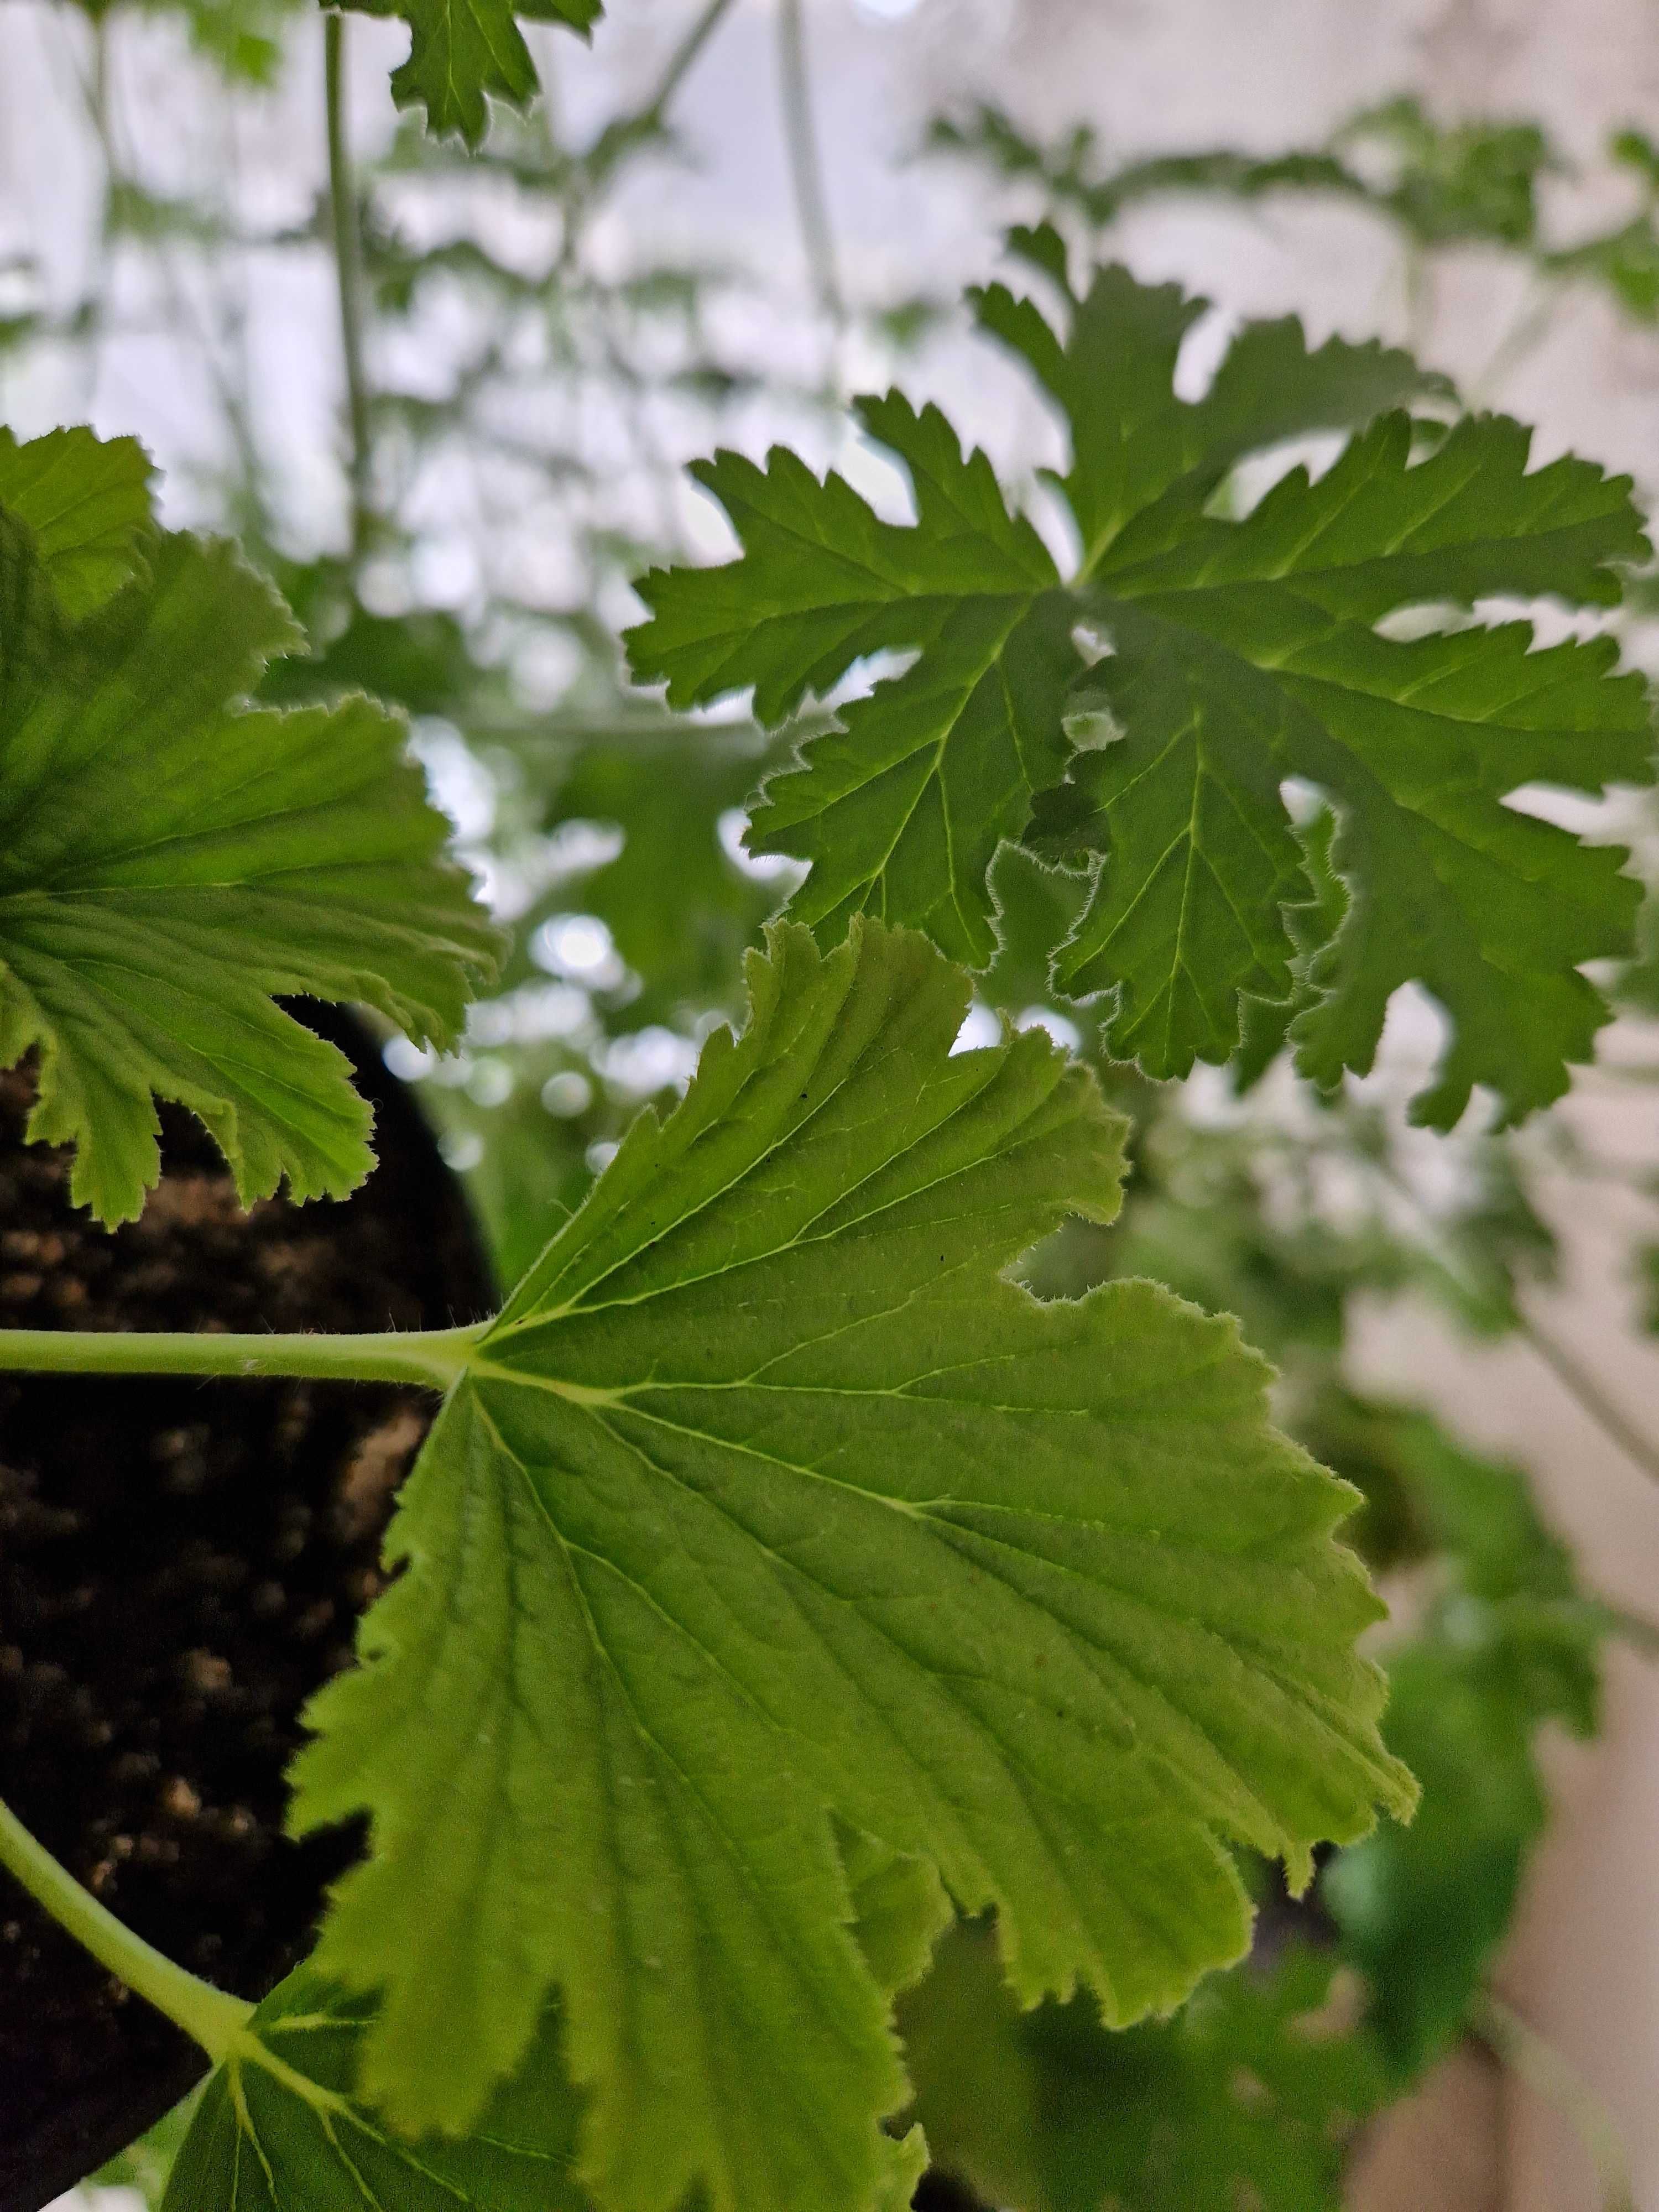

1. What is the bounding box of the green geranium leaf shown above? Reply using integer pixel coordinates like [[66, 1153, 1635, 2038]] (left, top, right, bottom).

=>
[[340, 0, 601, 149], [161, 1969, 590, 2210], [291, 916, 1411, 2212], [629, 233, 1653, 1126], [1323, 1642, 1543, 2081], [164, 1923, 930, 2210], [0, 425, 155, 619], [900, 1919, 1383, 2212], [630, 388, 1078, 968], [0, 453, 500, 1224]]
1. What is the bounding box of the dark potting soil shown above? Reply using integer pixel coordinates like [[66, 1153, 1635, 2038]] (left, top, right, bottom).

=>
[[0, 1004, 495, 2210]]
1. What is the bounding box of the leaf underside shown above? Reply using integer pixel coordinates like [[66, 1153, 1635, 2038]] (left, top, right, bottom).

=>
[[290, 916, 1411, 2212], [0, 428, 499, 1224], [899, 1920, 1383, 2212], [627, 230, 1655, 1126]]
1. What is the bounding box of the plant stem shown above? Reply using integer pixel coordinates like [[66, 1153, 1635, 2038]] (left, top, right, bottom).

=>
[[0, 1321, 486, 1390], [777, 0, 843, 326], [325, 12, 373, 558], [1468, 275, 1559, 405], [1517, 1312, 1659, 1492], [639, 0, 736, 133], [0, 1798, 252, 2063], [1470, 1991, 1635, 2212], [575, 0, 738, 218]]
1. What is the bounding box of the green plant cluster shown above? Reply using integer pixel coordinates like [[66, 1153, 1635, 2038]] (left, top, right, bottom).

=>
[[0, 10, 1654, 2212]]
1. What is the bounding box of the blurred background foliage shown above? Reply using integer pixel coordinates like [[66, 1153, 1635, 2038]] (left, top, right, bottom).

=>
[[5, 0, 1658, 2203]]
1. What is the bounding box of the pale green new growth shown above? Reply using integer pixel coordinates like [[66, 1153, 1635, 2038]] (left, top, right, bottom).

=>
[[0, 429, 499, 1224], [292, 918, 1411, 2212]]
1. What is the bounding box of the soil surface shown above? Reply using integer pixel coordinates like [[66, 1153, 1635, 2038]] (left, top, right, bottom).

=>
[[0, 1005, 495, 2210]]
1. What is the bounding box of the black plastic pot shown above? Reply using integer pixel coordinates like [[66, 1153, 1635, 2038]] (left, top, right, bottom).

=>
[[0, 1005, 494, 2210]]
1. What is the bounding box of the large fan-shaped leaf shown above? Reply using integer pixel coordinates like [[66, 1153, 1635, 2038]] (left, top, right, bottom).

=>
[[291, 917, 1410, 2212]]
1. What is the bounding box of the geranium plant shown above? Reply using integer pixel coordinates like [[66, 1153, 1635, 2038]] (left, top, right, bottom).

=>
[[0, 8, 1652, 2209]]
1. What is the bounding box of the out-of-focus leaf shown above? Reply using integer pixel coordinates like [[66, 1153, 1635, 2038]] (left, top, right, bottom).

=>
[[260, 564, 492, 722], [900, 1919, 1383, 2212], [93, 2089, 202, 2206], [0, 424, 155, 620], [529, 717, 796, 1008], [1322, 1412, 1605, 2077]]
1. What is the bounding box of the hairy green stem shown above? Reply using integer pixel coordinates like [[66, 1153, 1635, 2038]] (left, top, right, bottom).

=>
[[777, 0, 842, 325], [325, 12, 373, 557], [0, 1799, 253, 2062], [1471, 1991, 1634, 2212], [0, 1321, 486, 1389]]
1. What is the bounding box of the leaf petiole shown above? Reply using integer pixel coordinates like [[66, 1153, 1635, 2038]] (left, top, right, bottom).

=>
[[0, 1797, 253, 2063], [0, 1321, 487, 1391]]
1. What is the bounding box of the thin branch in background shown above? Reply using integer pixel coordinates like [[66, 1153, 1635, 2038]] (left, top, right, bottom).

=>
[[1468, 273, 1561, 404], [62, 10, 117, 417], [1517, 1309, 1659, 1492], [1470, 1991, 1635, 2212], [1401, 239, 1433, 354], [639, 0, 737, 135], [561, 0, 738, 276], [324, 11, 373, 560], [1367, 1142, 1659, 1497], [777, 0, 843, 327]]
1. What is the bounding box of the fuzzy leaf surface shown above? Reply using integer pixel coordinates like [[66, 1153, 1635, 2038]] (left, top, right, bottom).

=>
[[342, 0, 600, 147], [629, 393, 1077, 966], [0, 498, 499, 1223], [292, 917, 1411, 2212], [163, 1867, 937, 2212], [1036, 403, 1652, 1121]]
